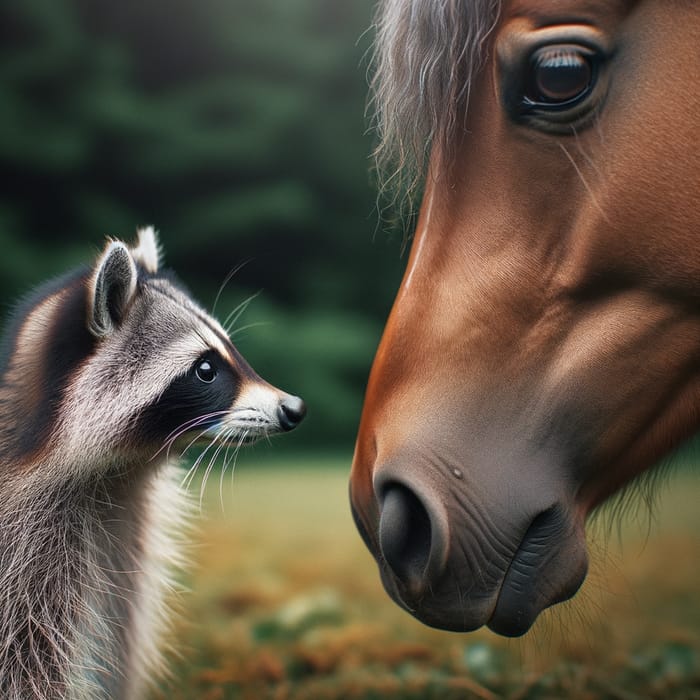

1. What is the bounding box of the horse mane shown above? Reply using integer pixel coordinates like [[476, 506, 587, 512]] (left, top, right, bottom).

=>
[[369, 0, 501, 210]]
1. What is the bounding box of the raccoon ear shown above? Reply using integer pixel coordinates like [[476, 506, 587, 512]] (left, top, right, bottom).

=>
[[88, 241, 138, 337], [131, 226, 161, 274]]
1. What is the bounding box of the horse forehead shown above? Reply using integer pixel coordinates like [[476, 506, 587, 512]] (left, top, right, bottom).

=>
[[505, 0, 631, 24]]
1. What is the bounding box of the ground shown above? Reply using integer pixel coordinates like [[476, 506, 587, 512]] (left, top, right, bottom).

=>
[[148, 455, 700, 700]]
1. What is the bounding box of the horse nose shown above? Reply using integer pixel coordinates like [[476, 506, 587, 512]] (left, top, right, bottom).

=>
[[379, 483, 445, 598], [277, 395, 306, 431]]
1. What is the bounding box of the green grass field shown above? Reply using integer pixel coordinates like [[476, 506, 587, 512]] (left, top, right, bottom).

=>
[[149, 455, 700, 700]]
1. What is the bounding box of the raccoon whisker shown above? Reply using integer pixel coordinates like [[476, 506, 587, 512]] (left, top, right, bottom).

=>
[[156, 411, 230, 461], [221, 290, 261, 335], [179, 423, 257, 481], [181, 435, 220, 492], [211, 259, 253, 316], [232, 429, 249, 468], [187, 424, 240, 498], [163, 411, 228, 446], [221, 429, 246, 508], [261, 424, 274, 447], [180, 465, 201, 496], [173, 412, 238, 462], [223, 428, 249, 506], [228, 321, 271, 339], [151, 415, 219, 463], [218, 434, 234, 512], [175, 425, 218, 463], [231, 431, 248, 500], [181, 452, 206, 493], [218, 427, 243, 510], [198, 431, 230, 509]]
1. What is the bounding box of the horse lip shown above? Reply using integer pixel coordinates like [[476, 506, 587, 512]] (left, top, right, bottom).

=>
[[487, 506, 588, 637], [486, 546, 543, 637]]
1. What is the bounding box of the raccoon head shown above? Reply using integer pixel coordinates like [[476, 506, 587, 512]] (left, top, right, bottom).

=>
[[55, 227, 306, 469]]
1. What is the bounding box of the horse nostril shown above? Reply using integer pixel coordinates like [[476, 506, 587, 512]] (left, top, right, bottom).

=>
[[379, 483, 433, 597], [277, 395, 306, 431]]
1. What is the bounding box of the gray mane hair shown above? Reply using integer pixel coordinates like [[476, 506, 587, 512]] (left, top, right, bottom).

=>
[[369, 0, 502, 211]]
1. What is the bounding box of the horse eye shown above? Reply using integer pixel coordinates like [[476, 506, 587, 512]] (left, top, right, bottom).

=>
[[195, 359, 217, 383], [526, 45, 593, 106]]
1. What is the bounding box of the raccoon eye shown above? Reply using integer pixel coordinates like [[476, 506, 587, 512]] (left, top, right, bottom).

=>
[[195, 359, 217, 383]]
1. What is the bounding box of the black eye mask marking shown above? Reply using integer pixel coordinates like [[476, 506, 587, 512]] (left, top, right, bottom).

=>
[[136, 352, 240, 446]]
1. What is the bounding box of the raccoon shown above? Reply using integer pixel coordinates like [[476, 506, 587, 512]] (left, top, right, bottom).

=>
[[0, 228, 305, 700]]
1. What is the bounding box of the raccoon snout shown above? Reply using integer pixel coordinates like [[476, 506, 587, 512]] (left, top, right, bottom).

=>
[[277, 395, 306, 431]]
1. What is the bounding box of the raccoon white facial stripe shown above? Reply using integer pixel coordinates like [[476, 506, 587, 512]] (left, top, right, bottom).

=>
[[197, 382, 284, 446], [233, 382, 281, 415], [159, 331, 213, 371], [212, 382, 284, 436], [205, 315, 233, 346], [144, 281, 233, 364], [196, 326, 232, 365]]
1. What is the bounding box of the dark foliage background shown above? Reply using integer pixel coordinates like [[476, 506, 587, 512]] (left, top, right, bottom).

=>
[[0, 0, 405, 451]]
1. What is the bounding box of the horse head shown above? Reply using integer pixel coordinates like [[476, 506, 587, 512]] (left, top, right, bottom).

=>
[[350, 0, 700, 636]]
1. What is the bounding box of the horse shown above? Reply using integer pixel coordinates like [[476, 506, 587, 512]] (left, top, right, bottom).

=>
[[349, 0, 700, 637]]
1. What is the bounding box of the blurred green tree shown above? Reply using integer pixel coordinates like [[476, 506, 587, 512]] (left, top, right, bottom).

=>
[[0, 0, 405, 450]]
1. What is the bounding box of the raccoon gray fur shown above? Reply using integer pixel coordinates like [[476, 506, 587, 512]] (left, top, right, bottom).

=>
[[0, 228, 305, 700]]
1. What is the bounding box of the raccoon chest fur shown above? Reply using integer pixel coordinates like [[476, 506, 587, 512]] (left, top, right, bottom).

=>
[[0, 462, 185, 700], [0, 228, 305, 699]]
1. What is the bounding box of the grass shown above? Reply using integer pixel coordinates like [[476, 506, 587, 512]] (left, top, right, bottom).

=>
[[148, 454, 700, 700]]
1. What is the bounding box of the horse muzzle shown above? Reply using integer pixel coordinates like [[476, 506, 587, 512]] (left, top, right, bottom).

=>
[[352, 458, 589, 636]]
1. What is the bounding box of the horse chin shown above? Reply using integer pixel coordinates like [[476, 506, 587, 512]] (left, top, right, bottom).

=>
[[378, 567, 495, 633]]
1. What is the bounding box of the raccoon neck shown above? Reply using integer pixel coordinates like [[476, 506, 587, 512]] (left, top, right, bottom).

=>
[[0, 459, 185, 700]]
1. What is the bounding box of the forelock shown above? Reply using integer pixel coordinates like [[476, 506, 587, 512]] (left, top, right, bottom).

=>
[[370, 0, 501, 210]]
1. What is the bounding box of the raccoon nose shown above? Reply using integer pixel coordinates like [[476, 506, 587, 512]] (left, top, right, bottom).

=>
[[277, 395, 306, 431]]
